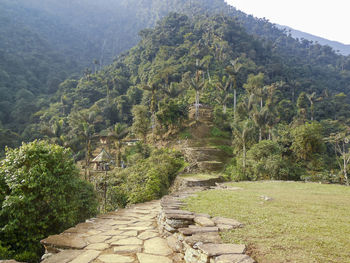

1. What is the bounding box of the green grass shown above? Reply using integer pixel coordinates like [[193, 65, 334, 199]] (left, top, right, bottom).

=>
[[184, 181, 350, 263]]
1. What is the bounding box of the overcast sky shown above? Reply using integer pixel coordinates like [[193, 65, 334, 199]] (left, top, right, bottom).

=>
[[225, 0, 350, 44]]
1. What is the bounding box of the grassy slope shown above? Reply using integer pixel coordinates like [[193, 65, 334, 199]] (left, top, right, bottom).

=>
[[184, 181, 350, 263]]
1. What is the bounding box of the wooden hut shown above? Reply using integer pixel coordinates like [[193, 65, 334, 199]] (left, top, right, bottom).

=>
[[91, 149, 112, 171]]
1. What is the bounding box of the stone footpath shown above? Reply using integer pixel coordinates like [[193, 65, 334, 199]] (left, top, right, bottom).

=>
[[40, 183, 255, 263], [41, 201, 175, 263]]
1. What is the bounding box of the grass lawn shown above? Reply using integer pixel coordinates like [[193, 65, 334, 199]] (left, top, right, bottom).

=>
[[184, 181, 350, 263]]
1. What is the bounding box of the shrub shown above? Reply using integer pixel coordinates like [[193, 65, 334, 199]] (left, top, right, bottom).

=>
[[107, 148, 185, 209], [0, 141, 98, 262]]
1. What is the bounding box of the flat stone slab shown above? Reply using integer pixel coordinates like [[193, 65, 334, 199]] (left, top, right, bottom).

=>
[[138, 231, 159, 240], [113, 245, 142, 253], [184, 232, 222, 246], [69, 250, 100, 263], [85, 243, 110, 250], [179, 226, 219, 236], [86, 234, 111, 244], [111, 237, 143, 246], [213, 254, 255, 263], [164, 209, 194, 215], [41, 234, 87, 249], [194, 216, 215, 227], [165, 213, 195, 220], [212, 217, 243, 228], [198, 244, 246, 256], [41, 250, 84, 263], [120, 230, 138, 237], [137, 253, 172, 263], [144, 237, 172, 256], [97, 254, 134, 263]]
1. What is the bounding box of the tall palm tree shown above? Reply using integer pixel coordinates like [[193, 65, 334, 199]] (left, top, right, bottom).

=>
[[142, 81, 161, 135], [232, 119, 254, 176], [215, 75, 232, 114], [306, 92, 316, 121], [226, 59, 243, 116], [108, 123, 128, 167], [184, 70, 205, 121]]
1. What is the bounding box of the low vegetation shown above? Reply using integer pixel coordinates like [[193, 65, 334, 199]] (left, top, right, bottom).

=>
[[0, 141, 98, 262], [184, 181, 350, 263]]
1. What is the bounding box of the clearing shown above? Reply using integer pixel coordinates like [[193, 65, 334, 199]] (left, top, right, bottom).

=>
[[184, 181, 350, 263]]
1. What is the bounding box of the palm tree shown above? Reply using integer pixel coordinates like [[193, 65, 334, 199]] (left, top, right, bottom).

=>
[[184, 70, 205, 121], [215, 75, 232, 114], [142, 81, 161, 135], [226, 59, 243, 116], [306, 92, 316, 121], [232, 119, 254, 176], [108, 123, 128, 167]]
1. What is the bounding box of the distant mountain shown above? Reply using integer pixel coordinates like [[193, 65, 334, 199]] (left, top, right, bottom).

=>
[[277, 25, 350, 56]]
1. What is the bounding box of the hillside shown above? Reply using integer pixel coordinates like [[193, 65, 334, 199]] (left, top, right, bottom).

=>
[[277, 24, 350, 56], [1, 0, 350, 152]]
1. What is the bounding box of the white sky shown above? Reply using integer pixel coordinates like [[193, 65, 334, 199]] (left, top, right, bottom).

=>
[[225, 0, 350, 44]]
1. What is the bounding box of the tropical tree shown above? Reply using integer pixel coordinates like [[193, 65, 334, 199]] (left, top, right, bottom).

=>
[[306, 92, 316, 121], [232, 119, 255, 176], [215, 75, 232, 114], [109, 123, 129, 167], [131, 105, 150, 143], [327, 129, 350, 185], [184, 69, 205, 121]]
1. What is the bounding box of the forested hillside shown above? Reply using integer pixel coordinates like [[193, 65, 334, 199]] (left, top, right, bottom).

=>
[[2, 0, 350, 151]]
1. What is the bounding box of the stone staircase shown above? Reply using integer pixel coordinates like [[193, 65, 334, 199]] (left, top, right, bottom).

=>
[[180, 106, 232, 174]]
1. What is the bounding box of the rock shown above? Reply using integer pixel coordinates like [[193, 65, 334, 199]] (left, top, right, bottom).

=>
[[194, 216, 215, 227], [216, 224, 235, 231], [184, 232, 222, 246], [166, 235, 183, 252], [144, 237, 173, 256], [138, 231, 159, 240], [97, 254, 134, 263], [41, 250, 84, 263], [113, 245, 142, 253], [85, 243, 110, 250], [198, 244, 246, 257], [41, 234, 87, 250], [136, 253, 172, 263], [179, 226, 219, 236], [120, 230, 138, 237], [111, 237, 143, 246], [69, 250, 100, 263], [212, 217, 243, 228], [85, 234, 111, 244], [211, 254, 255, 263]]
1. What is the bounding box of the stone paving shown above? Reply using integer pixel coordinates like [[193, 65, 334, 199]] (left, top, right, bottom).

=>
[[41, 200, 177, 263]]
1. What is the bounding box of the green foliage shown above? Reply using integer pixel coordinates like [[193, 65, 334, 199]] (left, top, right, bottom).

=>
[[0, 141, 98, 262], [291, 122, 326, 162], [107, 148, 185, 209]]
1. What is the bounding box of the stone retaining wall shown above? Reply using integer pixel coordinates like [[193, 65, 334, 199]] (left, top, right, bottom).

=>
[[157, 187, 255, 263]]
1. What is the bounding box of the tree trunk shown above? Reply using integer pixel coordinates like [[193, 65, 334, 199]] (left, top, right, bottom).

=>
[[223, 104, 227, 114], [259, 128, 262, 142], [344, 155, 349, 186], [234, 88, 237, 117], [195, 90, 200, 121], [243, 143, 246, 176]]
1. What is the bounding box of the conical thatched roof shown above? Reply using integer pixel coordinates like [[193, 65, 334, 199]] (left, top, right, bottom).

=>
[[92, 149, 112, 163]]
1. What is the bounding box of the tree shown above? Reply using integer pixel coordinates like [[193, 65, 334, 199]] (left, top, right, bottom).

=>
[[232, 119, 255, 176], [0, 141, 98, 262], [109, 123, 129, 167], [142, 81, 161, 135], [327, 129, 350, 185], [306, 92, 316, 121], [184, 69, 205, 121], [131, 105, 150, 143], [215, 75, 232, 114]]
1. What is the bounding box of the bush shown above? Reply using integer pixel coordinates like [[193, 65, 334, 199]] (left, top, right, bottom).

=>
[[225, 140, 302, 181], [0, 140, 98, 262], [107, 148, 185, 209]]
